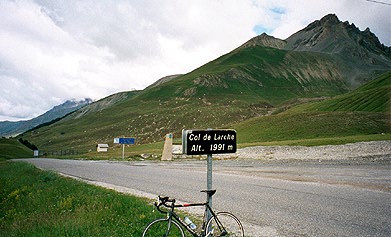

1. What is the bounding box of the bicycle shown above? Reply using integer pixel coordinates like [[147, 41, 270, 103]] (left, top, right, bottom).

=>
[[142, 189, 244, 237]]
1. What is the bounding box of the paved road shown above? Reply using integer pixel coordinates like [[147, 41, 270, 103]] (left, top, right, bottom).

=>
[[18, 158, 391, 237]]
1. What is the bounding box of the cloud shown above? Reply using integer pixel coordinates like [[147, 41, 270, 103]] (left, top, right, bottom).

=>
[[0, 0, 389, 121]]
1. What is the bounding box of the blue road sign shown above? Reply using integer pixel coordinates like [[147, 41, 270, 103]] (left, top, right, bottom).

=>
[[119, 138, 135, 144]]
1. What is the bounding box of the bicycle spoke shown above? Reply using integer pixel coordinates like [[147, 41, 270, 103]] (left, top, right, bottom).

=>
[[142, 218, 185, 237], [206, 212, 244, 237]]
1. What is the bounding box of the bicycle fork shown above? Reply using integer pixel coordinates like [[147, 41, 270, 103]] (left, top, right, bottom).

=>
[[210, 217, 229, 236], [202, 212, 227, 237]]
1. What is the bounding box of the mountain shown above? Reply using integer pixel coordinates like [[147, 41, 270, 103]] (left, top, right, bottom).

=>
[[0, 98, 92, 137], [284, 14, 391, 87], [240, 14, 391, 88], [18, 14, 391, 153], [285, 14, 390, 54]]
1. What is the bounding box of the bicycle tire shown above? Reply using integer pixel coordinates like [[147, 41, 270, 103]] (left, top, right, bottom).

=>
[[206, 212, 244, 237], [142, 218, 185, 237]]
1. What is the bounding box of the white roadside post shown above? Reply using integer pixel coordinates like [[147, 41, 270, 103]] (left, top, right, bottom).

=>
[[122, 144, 125, 159], [162, 133, 173, 161]]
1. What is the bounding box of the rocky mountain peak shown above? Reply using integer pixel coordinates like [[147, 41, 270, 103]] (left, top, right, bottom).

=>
[[52, 98, 93, 111], [320, 13, 340, 25], [284, 13, 391, 57], [302, 14, 339, 32], [238, 33, 286, 50]]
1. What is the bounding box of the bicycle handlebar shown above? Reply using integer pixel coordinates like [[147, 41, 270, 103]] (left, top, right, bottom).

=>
[[154, 196, 176, 213], [154, 190, 216, 213]]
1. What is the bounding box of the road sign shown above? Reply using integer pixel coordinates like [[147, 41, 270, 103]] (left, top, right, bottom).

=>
[[182, 129, 237, 155], [114, 137, 135, 144], [114, 137, 135, 159]]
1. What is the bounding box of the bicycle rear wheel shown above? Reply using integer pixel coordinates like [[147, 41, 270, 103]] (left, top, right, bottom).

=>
[[206, 212, 244, 237], [142, 218, 185, 237]]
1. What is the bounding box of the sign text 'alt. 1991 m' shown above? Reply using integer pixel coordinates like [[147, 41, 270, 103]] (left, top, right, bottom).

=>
[[182, 129, 237, 155]]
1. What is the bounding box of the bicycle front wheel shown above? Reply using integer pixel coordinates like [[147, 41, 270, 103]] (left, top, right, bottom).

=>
[[142, 218, 185, 237], [206, 212, 244, 237]]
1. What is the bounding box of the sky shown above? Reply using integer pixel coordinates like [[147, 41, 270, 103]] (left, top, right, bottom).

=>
[[0, 0, 390, 121]]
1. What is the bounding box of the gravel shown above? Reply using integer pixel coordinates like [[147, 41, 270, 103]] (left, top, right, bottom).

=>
[[235, 140, 391, 160]]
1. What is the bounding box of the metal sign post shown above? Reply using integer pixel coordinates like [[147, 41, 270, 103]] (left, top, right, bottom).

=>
[[206, 128, 213, 224], [206, 152, 213, 224], [182, 129, 237, 227], [114, 137, 135, 159]]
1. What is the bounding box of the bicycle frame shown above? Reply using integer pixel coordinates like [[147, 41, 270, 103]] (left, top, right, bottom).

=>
[[163, 201, 226, 237]]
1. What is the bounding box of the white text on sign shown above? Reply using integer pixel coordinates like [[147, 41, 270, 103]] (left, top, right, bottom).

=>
[[182, 129, 237, 155]]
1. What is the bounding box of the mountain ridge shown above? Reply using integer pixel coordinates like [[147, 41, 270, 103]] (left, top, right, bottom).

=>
[[16, 14, 391, 153], [237, 14, 391, 55], [0, 98, 92, 137], [230, 13, 391, 90], [285, 14, 391, 54]]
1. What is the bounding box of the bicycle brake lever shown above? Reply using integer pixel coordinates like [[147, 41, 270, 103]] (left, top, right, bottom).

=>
[[156, 196, 161, 206]]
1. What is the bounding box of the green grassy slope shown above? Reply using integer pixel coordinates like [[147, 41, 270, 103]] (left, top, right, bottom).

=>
[[233, 71, 391, 146], [0, 138, 32, 159], [139, 47, 349, 105], [290, 71, 391, 113], [234, 111, 389, 146]]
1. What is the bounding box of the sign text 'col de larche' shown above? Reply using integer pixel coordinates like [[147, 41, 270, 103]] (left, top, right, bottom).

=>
[[182, 129, 237, 155]]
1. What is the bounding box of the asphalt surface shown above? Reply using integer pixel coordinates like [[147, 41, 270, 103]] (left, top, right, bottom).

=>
[[18, 158, 391, 237]]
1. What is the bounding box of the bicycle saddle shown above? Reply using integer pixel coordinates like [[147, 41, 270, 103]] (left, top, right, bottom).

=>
[[201, 189, 216, 196]]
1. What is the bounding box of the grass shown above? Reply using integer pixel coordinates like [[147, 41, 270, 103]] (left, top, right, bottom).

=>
[[289, 71, 391, 113], [233, 111, 390, 144], [0, 160, 161, 236], [232, 72, 391, 146], [76, 142, 164, 160], [0, 138, 32, 159], [238, 134, 391, 147]]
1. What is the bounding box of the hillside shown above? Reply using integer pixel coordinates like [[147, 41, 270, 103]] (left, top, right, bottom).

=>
[[18, 14, 391, 154], [0, 138, 32, 159], [233, 71, 391, 145], [140, 46, 349, 105], [289, 71, 391, 113]]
